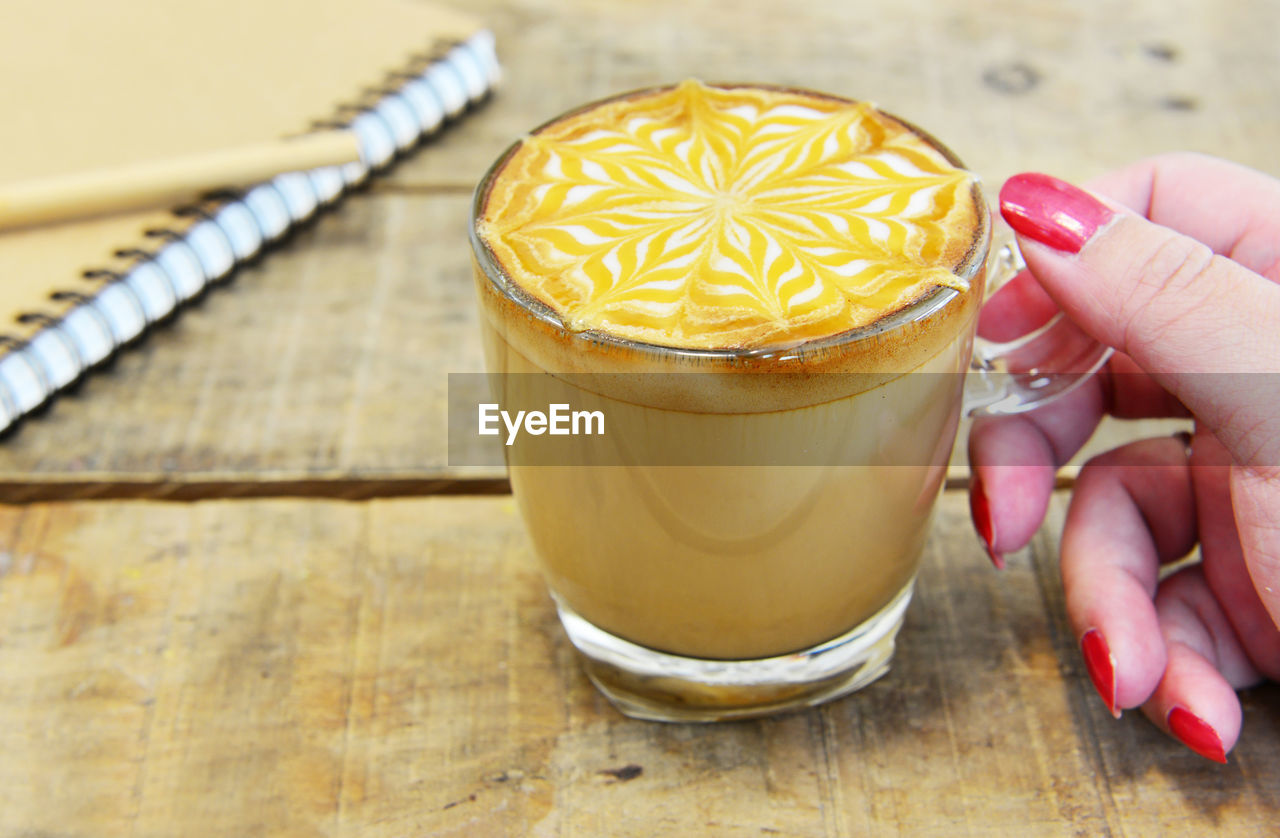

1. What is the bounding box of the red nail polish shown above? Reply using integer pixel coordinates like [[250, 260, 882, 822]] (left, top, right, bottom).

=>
[[999, 173, 1115, 254], [969, 475, 1003, 569], [1167, 706, 1228, 763], [1080, 629, 1119, 718]]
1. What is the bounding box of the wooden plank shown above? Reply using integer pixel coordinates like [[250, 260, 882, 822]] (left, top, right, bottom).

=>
[[0, 493, 1274, 835], [390, 0, 1280, 189]]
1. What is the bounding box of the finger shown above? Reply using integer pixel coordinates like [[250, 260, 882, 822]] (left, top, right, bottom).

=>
[[1192, 433, 1280, 678], [962, 417, 1056, 569], [1098, 353, 1190, 421], [968, 356, 1193, 563], [1230, 467, 1280, 632], [978, 269, 1057, 341], [1141, 565, 1260, 763], [968, 380, 1107, 564], [1083, 152, 1280, 280], [1060, 437, 1199, 715], [999, 172, 1280, 468], [978, 275, 1190, 421]]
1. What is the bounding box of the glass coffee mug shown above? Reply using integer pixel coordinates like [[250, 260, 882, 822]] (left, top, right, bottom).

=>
[[468, 82, 1109, 722]]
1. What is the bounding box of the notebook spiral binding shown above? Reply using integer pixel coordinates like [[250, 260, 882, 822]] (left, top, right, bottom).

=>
[[0, 30, 500, 434]]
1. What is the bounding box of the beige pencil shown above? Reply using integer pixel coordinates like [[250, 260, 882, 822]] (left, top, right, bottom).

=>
[[0, 130, 363, 232]]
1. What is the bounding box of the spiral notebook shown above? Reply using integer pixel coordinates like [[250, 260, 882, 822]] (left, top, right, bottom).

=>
[[0, 0, 499, 433]]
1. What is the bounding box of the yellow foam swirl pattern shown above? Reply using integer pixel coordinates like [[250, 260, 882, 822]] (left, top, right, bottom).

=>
[[478, 80, 981, 350]]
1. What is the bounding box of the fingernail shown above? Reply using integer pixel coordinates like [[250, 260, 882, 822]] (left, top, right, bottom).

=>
[[999, 173, 1115, 254], [1080, 629, 1120, 718], [969, 475, 1004, 569], [1167, 706, 1228, 763]]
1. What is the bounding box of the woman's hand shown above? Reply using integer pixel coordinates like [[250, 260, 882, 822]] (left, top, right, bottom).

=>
[[969, 153, 1280, 762]]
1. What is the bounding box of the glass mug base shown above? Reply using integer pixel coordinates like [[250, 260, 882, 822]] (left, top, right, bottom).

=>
[[553, 580, 915, 723]]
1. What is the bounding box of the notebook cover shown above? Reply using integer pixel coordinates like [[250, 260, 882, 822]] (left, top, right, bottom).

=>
[[0, 0, 481, 339]]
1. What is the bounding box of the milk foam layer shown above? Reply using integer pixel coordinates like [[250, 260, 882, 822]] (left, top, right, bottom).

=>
[[478, 80, 982, 350]]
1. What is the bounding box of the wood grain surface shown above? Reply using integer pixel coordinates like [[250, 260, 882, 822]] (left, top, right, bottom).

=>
[[0, 493, 1274, 837]]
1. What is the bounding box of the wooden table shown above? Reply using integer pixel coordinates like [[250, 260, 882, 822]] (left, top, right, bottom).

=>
[[1, 0, 1276, 834]]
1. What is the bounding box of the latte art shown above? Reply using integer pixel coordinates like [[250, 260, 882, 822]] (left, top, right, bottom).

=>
[[471, 83, 992, 710], [478, 80, 980, 349]]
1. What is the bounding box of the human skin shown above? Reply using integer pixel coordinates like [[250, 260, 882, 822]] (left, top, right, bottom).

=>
[[969, 153, 1280, 762]]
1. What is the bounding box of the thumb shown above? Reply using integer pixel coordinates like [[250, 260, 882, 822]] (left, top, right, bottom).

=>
[[999, 172, 1280, 468]]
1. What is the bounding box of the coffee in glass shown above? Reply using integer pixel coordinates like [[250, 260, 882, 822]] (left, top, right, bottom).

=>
[[470, 80, 1104, 720]]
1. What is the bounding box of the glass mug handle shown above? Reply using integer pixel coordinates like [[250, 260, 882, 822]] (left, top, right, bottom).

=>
[[963, 225, 1113, 416]]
